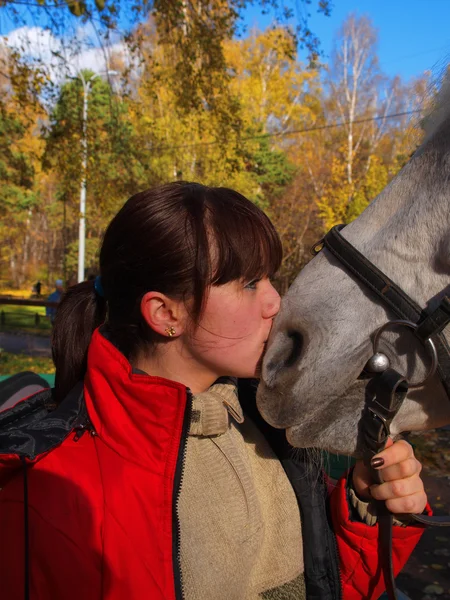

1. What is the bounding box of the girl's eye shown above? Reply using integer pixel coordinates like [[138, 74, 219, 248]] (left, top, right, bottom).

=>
[[244, 279, 260, 290]]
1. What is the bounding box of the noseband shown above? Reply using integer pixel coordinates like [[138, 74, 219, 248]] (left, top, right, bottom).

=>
[[312, 224, 450, 600]]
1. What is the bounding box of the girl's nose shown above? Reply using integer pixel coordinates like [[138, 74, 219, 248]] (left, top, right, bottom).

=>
[[263, 283, 281, 319]]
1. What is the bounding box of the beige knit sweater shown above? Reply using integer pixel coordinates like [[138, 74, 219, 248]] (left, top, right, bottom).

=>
[[177, 380, 306, 600]]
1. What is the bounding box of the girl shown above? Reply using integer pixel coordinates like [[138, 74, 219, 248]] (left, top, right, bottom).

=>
[[0, 182, 427, 600]]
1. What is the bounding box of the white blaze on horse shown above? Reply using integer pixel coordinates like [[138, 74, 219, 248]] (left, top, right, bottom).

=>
[[258, 73, 450, 457]]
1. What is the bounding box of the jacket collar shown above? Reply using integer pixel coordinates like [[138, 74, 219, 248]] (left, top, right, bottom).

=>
[[84, 329, 188, 466]]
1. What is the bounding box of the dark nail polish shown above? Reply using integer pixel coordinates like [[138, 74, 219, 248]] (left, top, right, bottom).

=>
[[371, 457, 384, 469]]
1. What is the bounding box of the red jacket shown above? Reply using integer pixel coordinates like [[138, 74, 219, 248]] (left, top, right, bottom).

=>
[[0, 329, 426, 600]]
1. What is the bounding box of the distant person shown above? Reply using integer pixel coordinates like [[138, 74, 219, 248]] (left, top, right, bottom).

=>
[[45, 279, 64, 323], [31, 281, 41, 297]]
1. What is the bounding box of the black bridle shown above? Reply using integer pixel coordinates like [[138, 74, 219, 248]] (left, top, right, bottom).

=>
[[312, 224, 450, 600], [313, 224, 450, 396]]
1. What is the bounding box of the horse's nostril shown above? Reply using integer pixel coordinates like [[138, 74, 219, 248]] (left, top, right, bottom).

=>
[[285, 330, 304, 367], [263, 328, 305, 383]]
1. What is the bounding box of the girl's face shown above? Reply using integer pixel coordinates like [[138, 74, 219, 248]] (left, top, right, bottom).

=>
[[182, 277, 281, 381]]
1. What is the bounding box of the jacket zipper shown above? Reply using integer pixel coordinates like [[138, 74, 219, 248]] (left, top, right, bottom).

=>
[[322, 471, 343, 600], [173, 389, 193, 600], [331, 523, 344, 600], [327, 474, 343, 600]]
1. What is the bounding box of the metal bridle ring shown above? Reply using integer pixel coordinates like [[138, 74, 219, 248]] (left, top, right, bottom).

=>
[[372, 320, 438, 389]]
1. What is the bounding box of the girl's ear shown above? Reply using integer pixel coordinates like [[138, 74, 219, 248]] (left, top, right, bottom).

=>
[[140, 292, 187, 338]]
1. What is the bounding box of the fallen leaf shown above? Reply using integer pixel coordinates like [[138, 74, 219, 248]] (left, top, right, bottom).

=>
[[423, 584, 444, 595], [434, 548, 450, 557]]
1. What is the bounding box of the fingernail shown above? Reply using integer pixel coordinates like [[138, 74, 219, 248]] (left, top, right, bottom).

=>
[[371, 457, 384, 468]]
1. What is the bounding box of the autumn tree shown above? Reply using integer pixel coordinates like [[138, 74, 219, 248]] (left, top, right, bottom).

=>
[[316, 13, 426, 230], [223, 27, 324, 283], [0, 46, 47, 286]]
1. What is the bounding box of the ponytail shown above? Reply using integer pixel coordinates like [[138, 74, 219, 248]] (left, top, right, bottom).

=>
[[52, 280, 107, 404]]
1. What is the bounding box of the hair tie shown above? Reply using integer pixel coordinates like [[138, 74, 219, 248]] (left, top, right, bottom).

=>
[[94, 276, 105, 298]]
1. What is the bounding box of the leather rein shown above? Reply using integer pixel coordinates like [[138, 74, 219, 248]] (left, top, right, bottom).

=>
[[312, 224, 450, 600]]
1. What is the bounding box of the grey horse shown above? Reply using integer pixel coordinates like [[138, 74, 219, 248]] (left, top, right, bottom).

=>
[[258, 74, 450, 457]]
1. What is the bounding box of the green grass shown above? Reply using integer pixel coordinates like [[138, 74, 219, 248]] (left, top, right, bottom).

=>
[[0, 304, 52, 335], [0, 351, 54, 376]]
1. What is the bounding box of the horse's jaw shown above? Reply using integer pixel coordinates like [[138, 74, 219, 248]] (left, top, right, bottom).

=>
[[258, 365, 450, 456], [257, 377, 367, 456], [258, 375, 450, 457], [285, 381, 367, 456], [390, 379, 450, 436]]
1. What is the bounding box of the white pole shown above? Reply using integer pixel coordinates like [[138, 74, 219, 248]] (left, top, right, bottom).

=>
[[78, 76, 90, 283], [76, 70, 116, 283]]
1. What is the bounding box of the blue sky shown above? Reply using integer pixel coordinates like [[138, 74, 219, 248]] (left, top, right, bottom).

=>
[[243, 0, 450, 82], [1, 1, 449, 83]]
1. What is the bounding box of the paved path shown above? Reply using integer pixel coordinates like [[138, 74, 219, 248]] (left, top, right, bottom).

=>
[[0, 332, 51, 357]]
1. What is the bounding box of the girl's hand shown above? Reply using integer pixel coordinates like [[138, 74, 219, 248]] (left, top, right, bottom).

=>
[[352, 438, 427, 515]]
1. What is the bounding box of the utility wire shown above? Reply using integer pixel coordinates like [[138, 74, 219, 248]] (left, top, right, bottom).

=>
[[150, 108, 424, 153], [0, 0, 80, 7], [383, 44, 450, 67]]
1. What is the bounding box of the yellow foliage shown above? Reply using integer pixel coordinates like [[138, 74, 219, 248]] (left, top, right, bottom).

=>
[[318, 155, 390, 230], [224, 28, 319, 134]]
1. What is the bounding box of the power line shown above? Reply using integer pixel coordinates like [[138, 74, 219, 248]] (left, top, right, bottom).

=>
[[0, 0, 80, 7], [383, 44, 450, 68], [150, 109, 423, 153]]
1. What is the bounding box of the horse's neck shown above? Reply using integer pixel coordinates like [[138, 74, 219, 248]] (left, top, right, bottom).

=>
[[345, 142, 450, 312]]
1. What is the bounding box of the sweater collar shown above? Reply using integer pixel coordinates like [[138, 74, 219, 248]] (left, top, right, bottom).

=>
[[189, 378, 244, 437]]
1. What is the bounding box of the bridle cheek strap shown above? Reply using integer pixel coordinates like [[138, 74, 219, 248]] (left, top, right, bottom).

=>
[[361, 369, 450, 600], [361, 369, 408, 600], [361, 369, 409, 470], [314, 224, 450, 397]]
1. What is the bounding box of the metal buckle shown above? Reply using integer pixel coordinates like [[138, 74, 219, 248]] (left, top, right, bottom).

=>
[[373, 320, 438, 389], [310, 238, 324, 256], [368, 406, 391, 438]]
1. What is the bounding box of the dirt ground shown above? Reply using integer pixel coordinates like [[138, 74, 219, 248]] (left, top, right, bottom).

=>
[[396, 427, 450, 600]]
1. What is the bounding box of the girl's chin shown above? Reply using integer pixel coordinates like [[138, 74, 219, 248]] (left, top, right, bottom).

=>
[[227, 364, 260, 380]]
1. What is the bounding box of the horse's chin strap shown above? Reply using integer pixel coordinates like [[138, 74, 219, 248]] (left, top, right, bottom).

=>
[[361, 369, 450, 600]]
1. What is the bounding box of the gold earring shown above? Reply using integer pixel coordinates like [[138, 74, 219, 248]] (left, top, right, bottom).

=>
[[165, 326, 176, 337]]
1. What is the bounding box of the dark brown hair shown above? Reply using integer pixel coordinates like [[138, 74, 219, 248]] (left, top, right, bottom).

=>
[[52, 182, 282, 403]]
